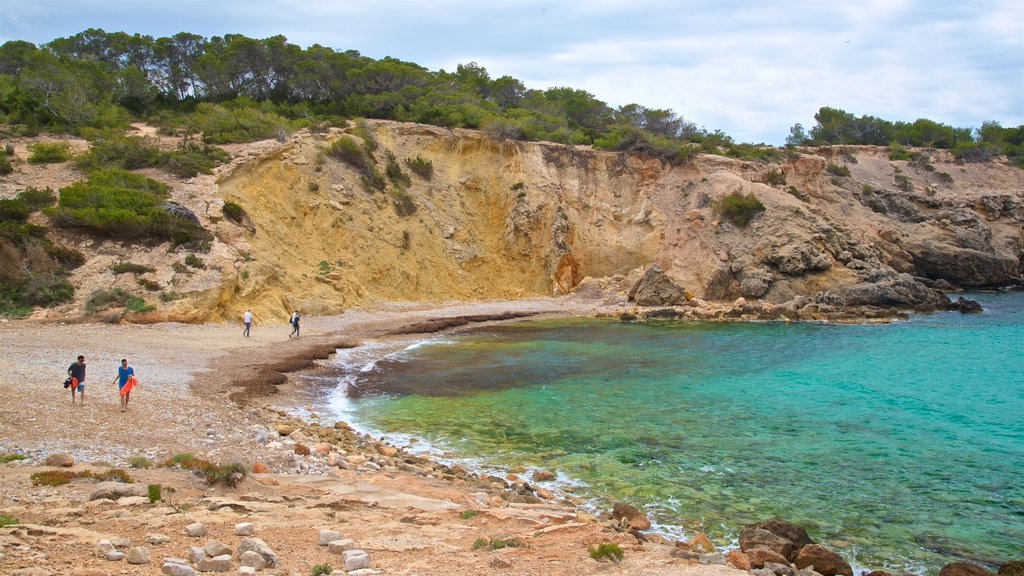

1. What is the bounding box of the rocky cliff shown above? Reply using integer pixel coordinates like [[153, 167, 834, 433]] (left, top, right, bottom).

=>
[[4, 120, 1022, 322]]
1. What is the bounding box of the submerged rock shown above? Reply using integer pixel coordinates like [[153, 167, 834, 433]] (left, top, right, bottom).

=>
[[793, 544, 852, 576]]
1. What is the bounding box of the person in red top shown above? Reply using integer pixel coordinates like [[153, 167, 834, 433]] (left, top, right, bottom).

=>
[[67, 355, 86, 404]]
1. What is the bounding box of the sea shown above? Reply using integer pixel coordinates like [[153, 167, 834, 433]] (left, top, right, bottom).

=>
[[295, 291, 1024, 574]]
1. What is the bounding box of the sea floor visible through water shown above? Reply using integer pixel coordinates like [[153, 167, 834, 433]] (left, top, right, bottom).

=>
[[285, 292, 1024, 575]]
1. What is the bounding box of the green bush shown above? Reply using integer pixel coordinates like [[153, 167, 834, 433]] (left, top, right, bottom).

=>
[[159, 291, 182, 302], [311, 564, 333, 576], [125, 296, 155, 314], [161, 140, 230, 178], [762, 169, 786, 185], [184, 253, 205, 269], [326, 136, 385, 190], [3, 143, 13, 156], [385, 151, 411, 188], [460, 509, 480, 519], [18, 187, 57, 211], [953, 142, 997, 163], [405, 155, 434, 180], [0, 513, 18, 527], [895, 174, 913, 191], [826, 162, 851, 177], [888, 144, 912, 161], [0, 198, 29, 222], [222, 201, 246, 223], [589, 542, 624, 562], [129, 456, 153, 469], [712, 192, 765, 226], [391, 189, 416, 216], [147, 483, 162, 503], [85, 288, 132, 313], [28, 141, 72, 164], [138, 278, 161, 291], [472, 537, 520, 551], [46, 169, 211, 247], [110, 261, 156, 275], [0, 155, 12, 175], [0, 453, 27, 463], [75, 131, 161, 171], [194, 102, 290, 144]]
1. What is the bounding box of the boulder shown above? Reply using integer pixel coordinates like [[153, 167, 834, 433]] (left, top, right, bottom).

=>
[[793, 544, 853, 576], [161, 560, 198, 576], [342, 550, 370, 572], [274, 424, 296, 436], [197, 554, 232, 572], [727, 549, 752, 570], [318, 529, 344, 545], [203, 540, 231, 558], [145, 533, 170, 544], [688, 532, 716, 554], [629, 263, 687, 306], [740, 527, 796, 560], [184, 522, 207, 537], [746, 546, 791, 568], [611, 502, 652, 530], [765, 562, 798, 576], [234, 522, 255, 536], [955, 297, 983, 313], [1000, 562, 1024, 576], [251, 462, 270, 474], [940, 563, 996, 576], [752, 518, 814, 549], [109, 536, 131, 549], [238, 550, 267, 570], [740, 276, 771, 298], [95, 540, 116, 557], [700, 553, 726, 565], [187, 546, 205, 564], [532, 469, 556, 482], [89, 482, 146, 501], [104, 550, 125, 561], [126, 546, 151, 564], [328, 539, 357, 554], [235, 537, 278, 568], [44, 453, 74, 467]]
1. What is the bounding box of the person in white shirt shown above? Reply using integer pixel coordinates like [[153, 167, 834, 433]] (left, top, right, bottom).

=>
[[243, 310, 252, 337]]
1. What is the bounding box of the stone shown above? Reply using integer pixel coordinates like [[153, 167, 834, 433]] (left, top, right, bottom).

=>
[[162, 560, 198, 576], [533, 469, 556, 482], [688, 532, 716, 554], [239, 568, 256, 576], [629, 263, 687, 307], [89, 481, 146, 501], [126, 546, 151, 564], [379, 445, 398, 457], [238, 550, 267, 570], [746, 546, 791, 568], [700, 553, 726, 565], [104, 550, 125, 561], [611, 502, 651, 530], [198, 554, 232, 572], [342, 550, 370, 572], [752, 518, 815, 549], [311, 442, 332, 456], [956, 297, 983, 313], [13, 569, 51, 576], [740, 527, 796, 560], [793, 544, 853, 576], [274, 424, 295, 436], [1000, 562, 1024, 576], [235, 538, 278, 568], [96, 539, 116, 557], [940, 563, 996, 576], [765, 562, 798, 576], [110, 536, 131, 549], [535, 487, 555, 500], [727, 549, 752, 570], [146, 533, 171, 544], [44, 453, 74, 467], [204, 540, 232, 558], [187, 546, 206, 564], [327, 538, 357, 554], [184, 522, 207, 537], [318, 529, 343, 545], [234, 522, 255, 536], [251, 462, 270, 474]]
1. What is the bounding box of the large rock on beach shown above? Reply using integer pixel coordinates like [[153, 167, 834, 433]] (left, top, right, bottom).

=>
[[727, 549, 753, 570], [940, 563, 996, 576], [745, 546, 792, 568], [740, 527, 797, 560], [629, 263, 687, 306], [793, 544, 852, 576], [751, 518, 814, 549], [89, 481, 145, 501], [1000, 562, 1024, 576], [611, 502, 652, 530], [235, 537, 278, 568]]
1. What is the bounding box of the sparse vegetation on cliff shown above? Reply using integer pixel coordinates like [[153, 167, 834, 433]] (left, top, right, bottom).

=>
[[712, 192, 766, 226]]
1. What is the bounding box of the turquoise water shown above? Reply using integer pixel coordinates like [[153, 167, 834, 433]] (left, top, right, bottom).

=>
[[329, 293, 1024, 573]]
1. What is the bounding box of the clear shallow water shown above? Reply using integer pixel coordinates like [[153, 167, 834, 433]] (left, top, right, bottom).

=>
[[327, 293, 1024, 573]]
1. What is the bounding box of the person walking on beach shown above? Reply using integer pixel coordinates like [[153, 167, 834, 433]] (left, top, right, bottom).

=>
[[288, 310, 301, 338], [243, 309, 252, 338], [112, 359, 137, 412], [67, 355, 86, 404]]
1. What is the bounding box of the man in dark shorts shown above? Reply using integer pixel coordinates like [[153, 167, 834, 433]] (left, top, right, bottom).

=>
[[67, 355, 86, 404]]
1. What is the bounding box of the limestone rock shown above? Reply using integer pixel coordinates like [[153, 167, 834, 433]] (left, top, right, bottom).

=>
[[89, 481, 146, 501], [727, 549, 752, 570], [104, 550, 125, 561], [12, 569, 51, 576], [184, 522, 207, 537], [1000, 561, 1024, 576], [197, 554, 232, 572], [793, 544, 853, 576], [203, 540, 231, 558], [688, 532, 716, 554], [752, 518, 815, 549], [145, 533, 170, 544], [765, 562, 798, 576], [235, 537, 278, 568], [746, 546, 791, 568], [700, 552, 726, 565], [328, 538, 357, 554], [611, 501, 651, 530], [239, 567, 256, 576], [239, 550, 267, 570], [187, 545, 205, 564], [96, 540, 116, 557], [532, 469, 556, 482], [162, 559, 198, 576], [274, 424, 295, 436], [940, 563, 996, 576], [126, 546, 151, 564], [342, 549, 370, 572], [740, 527, 796, 560], [234, 522, 255, 536], [44, 453, 74, 467], [629, 263, 686, 306], [318, 529, 344, 545], [955, 297, 983, 313]]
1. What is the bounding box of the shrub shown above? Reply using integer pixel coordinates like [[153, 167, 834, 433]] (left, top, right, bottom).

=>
[[511, 182, 525, 191], [222, 201, 246, 223], [138, 278, 161, 291], [125, 296, 155, 314], [159, 291, 182, 302], [405, 155, 434, 180], [30, 468, 133, 486], [826, 162, 851, 177], [184, 254, 205, 269], [162, 453, 247, 486], [0, 453, 27, 463], [0, 198, 29, 222], [589, 542, 624, 562], [787, 186, 808, 201], [0, 155, 12, 175], [391, 190, 416, 216], [27, 141, 72, 164], [75, 131, 161, 171], [0, 513, 18, 527], [129, 456, 153, 469], [85, 288, 132, 313], [895, 174, 913, 191], [460, 509, 480, 519], [171, 262, 189, 273], [326, 136, 384, 190], [385, 151, 411, 188], [147, 483, 162, 503], [18, 187, 56, 211], [351, 121, 378, 151], [193, 102, 291, 144], [712, 192, 765, 226], [472, 537, 521, 551], [161, 140, 230, 178], [110, 261, 156, 275], [762, 169, 786, 185], [308, 181, 319, 192], [311, 564, 333, 576], [3, 143, 13, 155], [953, 142, 997, 163], [401, 229, 411, 249], [888, 144, 912, 161]]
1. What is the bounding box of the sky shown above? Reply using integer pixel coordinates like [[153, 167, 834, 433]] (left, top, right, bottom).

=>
[[1, 0, 1022, 144]]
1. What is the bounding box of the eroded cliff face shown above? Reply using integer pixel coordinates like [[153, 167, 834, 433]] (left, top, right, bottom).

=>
[[7, 120, 1022, 322]]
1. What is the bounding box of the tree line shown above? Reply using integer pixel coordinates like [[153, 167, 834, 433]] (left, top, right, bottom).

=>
[[0, 29, 1020, 164]]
